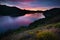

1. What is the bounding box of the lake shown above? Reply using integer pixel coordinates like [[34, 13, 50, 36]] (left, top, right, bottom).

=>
[[0, 13, 45, 33]]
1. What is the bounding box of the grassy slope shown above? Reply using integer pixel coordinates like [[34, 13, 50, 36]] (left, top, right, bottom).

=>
[[1, 22, 60, 40], [1, 8, 60, 40]]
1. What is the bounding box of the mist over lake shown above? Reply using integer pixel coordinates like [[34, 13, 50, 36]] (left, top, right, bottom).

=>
[[0, 13, 45, 33], [0, 0, 60, 40]]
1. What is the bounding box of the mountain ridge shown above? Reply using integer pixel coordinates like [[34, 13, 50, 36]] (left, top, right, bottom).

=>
[[29, 8, 60, 29], [0, 5, 43, 17]]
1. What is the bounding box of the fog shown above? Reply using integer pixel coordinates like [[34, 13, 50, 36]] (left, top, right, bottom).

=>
[[0, 13, 45, 32]]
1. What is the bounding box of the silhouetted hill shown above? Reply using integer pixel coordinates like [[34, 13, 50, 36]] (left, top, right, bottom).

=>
[[0, 8, 60, 40], [0, 5, 43, 17], [0, 5, 24, 17], [29, 8, 60, 28], [43, 8, 60, 18]]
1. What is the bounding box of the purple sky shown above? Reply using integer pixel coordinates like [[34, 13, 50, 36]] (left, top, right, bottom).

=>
[[0, 0, 60, 32], [0, 0, 60, 11]]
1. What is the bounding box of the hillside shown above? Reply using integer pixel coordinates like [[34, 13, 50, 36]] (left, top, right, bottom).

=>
[[0, 8, 60, 40], [29, 8, 60, 29], [0, 5, 43, 17], [1, 22, 60, 40]]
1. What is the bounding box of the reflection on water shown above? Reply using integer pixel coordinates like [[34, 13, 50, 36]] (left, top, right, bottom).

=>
[[0, 13, 45, 32]]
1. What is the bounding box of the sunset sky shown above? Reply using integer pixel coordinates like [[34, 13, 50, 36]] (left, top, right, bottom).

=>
[[0, 0, 60, 32], [0, 0, 60, 11]]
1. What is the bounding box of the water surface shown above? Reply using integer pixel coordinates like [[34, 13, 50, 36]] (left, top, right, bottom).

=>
[[0, 13, 45, 32]]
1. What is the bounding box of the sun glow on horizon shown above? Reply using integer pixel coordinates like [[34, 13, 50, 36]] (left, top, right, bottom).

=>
[[20, 7, 49, 11]]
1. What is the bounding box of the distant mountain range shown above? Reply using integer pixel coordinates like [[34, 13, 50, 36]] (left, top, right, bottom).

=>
[[0, 5, 43, 17]]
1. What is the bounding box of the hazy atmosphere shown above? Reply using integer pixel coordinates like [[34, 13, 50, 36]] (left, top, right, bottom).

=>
[[0, 0, 60, 40], [0, 0, 60, 10]]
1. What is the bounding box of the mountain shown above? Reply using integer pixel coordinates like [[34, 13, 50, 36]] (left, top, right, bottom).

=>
[[29, 8, 60, 29], [0, 5, 31, 17], [43, 8, 60, 18], [1, 22, 60, 40], [0, 5, 43, 17], [0, 8, 60, 40], [0, 5, 60, 40]]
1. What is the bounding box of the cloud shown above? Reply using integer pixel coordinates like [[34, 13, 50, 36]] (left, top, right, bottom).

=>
[[0, 0, 60, 11], [10, 0, 35, 2], [0, 0, 35, 2]]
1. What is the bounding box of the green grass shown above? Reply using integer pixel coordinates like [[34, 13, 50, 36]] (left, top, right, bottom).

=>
[[19, 22, 60, 40], [45, 22, 60, 29], [1, 22, 60, 40], [36, 30, 58, 40]]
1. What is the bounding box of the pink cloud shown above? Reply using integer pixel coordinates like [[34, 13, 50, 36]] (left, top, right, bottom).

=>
[[16, 3, 51, 11]]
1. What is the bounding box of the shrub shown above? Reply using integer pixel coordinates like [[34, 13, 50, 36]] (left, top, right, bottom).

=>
[[28, 31, 34, 35], [55, 23, 60, 28], [36, 30, 58, 40], [45, 23, 60, 29]]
